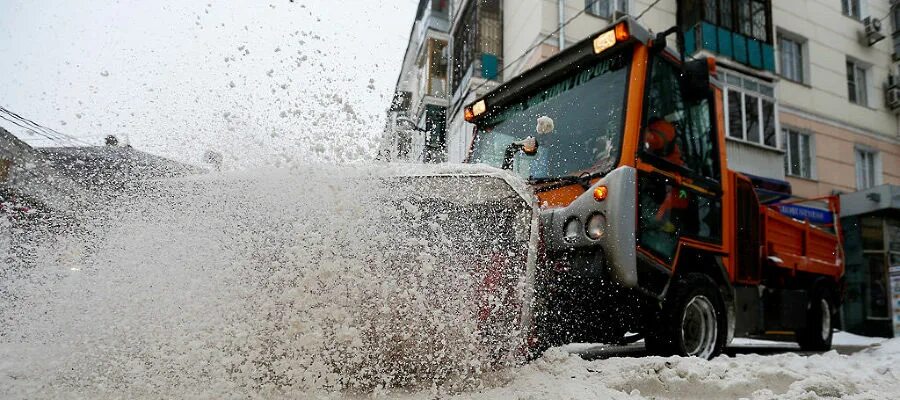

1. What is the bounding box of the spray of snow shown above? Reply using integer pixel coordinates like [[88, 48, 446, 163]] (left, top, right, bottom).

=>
[[535, 115, 554, 135], [0, 163, 533, 398]]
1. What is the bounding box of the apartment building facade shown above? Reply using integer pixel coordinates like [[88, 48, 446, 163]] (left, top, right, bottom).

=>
[[387, 0, 900, 335], [382, 0, 451, 163], [388, 0, 899, 185]]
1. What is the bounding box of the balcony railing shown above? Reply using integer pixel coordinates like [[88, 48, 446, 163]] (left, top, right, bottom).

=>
[[683, 22, 776, 73]]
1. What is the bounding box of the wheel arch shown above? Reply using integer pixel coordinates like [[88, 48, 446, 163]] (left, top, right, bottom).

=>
[[671, 246, 735, 344], [807, 275, 841, 311]]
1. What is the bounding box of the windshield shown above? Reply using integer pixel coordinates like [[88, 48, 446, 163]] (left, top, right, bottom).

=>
[[469, 50, 630, 181]]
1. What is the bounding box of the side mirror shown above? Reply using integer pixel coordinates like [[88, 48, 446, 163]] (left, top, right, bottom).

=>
[[649, 27, 679, 54], [520, 136, 538, 156], [501, 136, 539, 169], [682, 58, 712, 103]]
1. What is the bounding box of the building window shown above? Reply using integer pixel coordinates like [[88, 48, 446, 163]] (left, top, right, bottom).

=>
[[422, 104, 447, 162], [842, 0, 862, 19], [778, 33, 805, 83], [855, 148, 880, 189], [586, 0, 628, 19], [722, 70, 778, 148], [645, 54, 720, 180], [450, 0, 502, 95], [847, 59, 868, 106], [892, 5, 900, 57], [681, 0, 772, 43], [431, 0, 449, 16], [423, 39, 448, 98], [782, 128, 813, 178]]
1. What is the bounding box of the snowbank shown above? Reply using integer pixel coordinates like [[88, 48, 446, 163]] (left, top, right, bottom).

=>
[[730, 331, 888, 349], [833, 331, 889, 347], [429, 339, 900, 399]]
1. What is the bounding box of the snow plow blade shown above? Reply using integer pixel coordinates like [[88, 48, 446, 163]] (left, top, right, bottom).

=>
[[376, 165, 539, 361]]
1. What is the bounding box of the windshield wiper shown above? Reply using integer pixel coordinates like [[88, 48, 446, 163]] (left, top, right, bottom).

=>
[[531, 173, 593, 189]]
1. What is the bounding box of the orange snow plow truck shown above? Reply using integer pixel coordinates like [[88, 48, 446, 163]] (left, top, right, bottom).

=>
[[463, 17, 844, 359]]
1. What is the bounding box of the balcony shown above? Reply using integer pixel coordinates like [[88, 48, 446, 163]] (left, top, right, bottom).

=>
[[678, 0, 775, 73], [414, 4, 450, 52], [450, 0, 502, 98], [684, 22, 775, 73]]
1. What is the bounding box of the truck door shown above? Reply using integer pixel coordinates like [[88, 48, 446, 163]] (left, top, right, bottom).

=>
[[734, 175, 762, 282], [636, 55, 723, 266]]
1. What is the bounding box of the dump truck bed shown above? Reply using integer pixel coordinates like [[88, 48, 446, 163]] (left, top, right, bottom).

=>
[[761, 200, 844, 280]]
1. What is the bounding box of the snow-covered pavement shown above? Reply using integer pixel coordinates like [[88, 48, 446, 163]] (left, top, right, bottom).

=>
[[430, 338, 900, 400]]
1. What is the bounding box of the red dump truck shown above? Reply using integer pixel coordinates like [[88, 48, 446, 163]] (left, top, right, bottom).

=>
[[461, 17, 845, 359]]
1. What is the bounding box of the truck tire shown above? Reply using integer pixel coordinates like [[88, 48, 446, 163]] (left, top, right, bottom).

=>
[[645, 273, 727, 359], [796, 285, 834, 351]]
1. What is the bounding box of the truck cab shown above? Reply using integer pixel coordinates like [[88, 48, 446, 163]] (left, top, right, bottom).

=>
[[463, 17, 844, 359]]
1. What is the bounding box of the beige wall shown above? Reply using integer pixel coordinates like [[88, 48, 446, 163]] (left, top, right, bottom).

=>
[[773, 1, 900, 200], [773, 0, 898, 144], [781, 110, 900, 199]]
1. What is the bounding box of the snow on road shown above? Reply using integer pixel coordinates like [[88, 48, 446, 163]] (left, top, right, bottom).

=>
[[1, 164, 898, 399], [427, 339, 900, 399]]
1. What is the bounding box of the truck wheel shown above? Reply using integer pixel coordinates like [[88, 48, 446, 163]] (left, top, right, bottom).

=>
[[645, 274, 726, 359], [796, 286, 834, 351]]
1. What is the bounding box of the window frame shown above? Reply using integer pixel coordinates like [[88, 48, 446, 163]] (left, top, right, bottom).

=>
[[430, 0, 449, 16], [855, 146, 881, 190], [640, 53, 722, 186], [842, 0, 863, 20], [688, 0, 773, 43], [423, 38, 449, 98], [449, 0, 503, 95], [721, 69, 779, 149], [892, 3, 900, 33], [891, 4, 900, 56], [777, 31, 807, 84], [585, 0, 629, 19], [782, 127, 815, 179], [846, 58, 869, 106]]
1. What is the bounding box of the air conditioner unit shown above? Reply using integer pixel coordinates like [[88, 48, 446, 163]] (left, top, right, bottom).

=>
[[863, 17, 886, 46], [889, 74, 900, 88], [886, 86, 900, 110]]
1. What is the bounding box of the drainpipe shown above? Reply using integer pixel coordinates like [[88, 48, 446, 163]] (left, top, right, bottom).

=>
[[558, 0, 565, 51]]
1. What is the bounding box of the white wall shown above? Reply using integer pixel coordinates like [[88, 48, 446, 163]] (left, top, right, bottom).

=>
[[726, 140, 786, 179], [503, 0, 543, 79]]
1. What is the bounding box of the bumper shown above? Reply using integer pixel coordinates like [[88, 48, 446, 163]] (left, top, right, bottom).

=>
[[540, 165, 638, 288]]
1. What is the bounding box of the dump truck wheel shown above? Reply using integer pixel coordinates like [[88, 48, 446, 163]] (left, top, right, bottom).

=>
[[796, 285, 834, 351], [645, 273, 726, 359]]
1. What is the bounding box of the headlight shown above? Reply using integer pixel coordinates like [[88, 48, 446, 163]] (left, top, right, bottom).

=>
[[585, 213, 606, 240], [563, 217, 581, 243]]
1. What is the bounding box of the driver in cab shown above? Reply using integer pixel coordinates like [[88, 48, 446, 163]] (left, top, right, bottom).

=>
[[640, 118, 690, 258]]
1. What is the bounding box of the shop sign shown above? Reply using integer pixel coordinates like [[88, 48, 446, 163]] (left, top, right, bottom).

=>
[[777, 204, 834, 225]]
